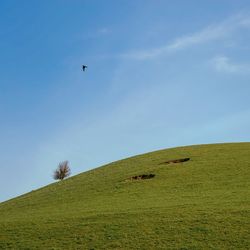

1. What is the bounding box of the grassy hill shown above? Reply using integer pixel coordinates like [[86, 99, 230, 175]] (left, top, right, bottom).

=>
[[0, 143, 249, 249]]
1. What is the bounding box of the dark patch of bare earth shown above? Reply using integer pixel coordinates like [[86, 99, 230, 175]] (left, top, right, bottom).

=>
[[129, 158, 190, 181], [160, 158, 190, 165], [130, 174, 155, 180]]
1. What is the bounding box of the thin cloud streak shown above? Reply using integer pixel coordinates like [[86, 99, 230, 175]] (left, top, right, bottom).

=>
[[213, 56, 250, 74], [121, 14, 250, 60], [98, 27, 110, 34]]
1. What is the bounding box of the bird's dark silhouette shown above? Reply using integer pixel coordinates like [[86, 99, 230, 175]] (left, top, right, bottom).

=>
[[82, 65, 88, 71]]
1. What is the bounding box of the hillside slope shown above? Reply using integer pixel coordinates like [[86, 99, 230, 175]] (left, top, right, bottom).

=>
[[0, 143, 249, 249]]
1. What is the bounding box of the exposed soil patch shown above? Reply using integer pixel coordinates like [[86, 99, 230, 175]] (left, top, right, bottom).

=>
[[130, 174, 155, 180], [160, 158, 190, 165]]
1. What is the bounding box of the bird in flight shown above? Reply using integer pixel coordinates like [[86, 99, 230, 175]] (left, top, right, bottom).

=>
[[82, 65, 88, 71]]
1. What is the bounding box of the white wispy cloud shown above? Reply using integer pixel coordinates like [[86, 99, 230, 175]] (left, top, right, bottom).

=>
[[79, 27, 111, 41], [121, 14, 250, 60], [213, 55, 250, 74], [98, 27, 110, 35]]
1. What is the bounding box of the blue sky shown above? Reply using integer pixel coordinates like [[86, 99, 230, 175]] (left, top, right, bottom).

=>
[[1, 0, 250, 202]]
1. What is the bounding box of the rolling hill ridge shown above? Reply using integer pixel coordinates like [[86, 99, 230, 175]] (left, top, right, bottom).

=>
[[0, 143, 249, 249]]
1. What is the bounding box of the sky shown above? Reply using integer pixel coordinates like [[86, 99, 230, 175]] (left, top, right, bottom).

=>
[[1, 0, 250, 202]]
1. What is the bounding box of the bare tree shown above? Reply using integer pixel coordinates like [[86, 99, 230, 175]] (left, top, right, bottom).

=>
[[53, 161, 71, 180]]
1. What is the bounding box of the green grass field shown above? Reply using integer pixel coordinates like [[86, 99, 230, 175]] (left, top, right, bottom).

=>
[[0, 143, 249, 249]]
